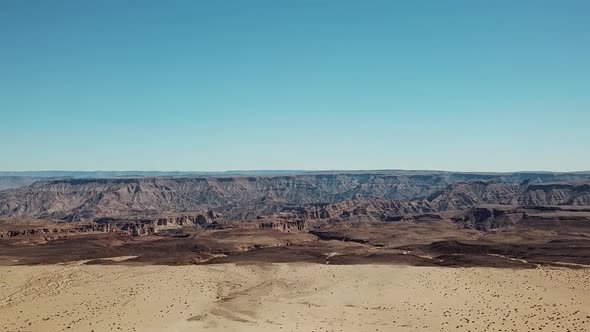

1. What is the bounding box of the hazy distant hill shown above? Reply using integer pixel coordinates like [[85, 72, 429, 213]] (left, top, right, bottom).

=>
[[0, 170, 312, 190]]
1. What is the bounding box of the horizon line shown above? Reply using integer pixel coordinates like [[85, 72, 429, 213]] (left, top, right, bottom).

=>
[[1, 169, 590, 174]]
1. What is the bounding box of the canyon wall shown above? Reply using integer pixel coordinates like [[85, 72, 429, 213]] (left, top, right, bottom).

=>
[[0, 173, 589, 222]]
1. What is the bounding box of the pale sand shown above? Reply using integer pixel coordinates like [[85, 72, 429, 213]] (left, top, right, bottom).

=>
[[1, 262, 589, 332]]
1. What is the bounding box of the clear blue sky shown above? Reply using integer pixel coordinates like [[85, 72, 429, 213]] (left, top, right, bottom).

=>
[[1, 0, 588, 172]]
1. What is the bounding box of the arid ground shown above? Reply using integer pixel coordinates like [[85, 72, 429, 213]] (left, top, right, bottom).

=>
[[1, 262, 589, 332]]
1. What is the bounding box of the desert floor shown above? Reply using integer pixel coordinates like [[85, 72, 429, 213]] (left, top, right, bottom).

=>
[[1, 261, 589, 332]]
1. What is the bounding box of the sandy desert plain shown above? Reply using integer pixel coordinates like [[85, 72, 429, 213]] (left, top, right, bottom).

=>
[[1, 261, 589, 332]]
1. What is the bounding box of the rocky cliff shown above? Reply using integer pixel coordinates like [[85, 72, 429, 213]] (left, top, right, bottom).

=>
[[428, 181, 590, 210], [451, 207, 524, 231], [0, 174, 462, 219], [0, 173, 590, 221], [281, 197, 435, 222]]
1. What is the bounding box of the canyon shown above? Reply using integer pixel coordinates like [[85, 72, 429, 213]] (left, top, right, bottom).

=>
[[0, 171, 589, 268], [2, 171, 590, 332], [0, 171, 590, 267], [1, 171, 590, 220]]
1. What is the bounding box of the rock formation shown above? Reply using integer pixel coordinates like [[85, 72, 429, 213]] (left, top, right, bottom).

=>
[[0, 173, 589, 224]]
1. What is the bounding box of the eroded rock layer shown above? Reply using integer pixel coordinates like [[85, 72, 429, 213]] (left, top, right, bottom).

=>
[[1, 173, 589, 221]]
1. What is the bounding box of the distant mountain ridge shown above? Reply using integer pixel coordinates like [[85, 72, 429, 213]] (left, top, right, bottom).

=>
[[1, 172, 590, 221], [1, 170, 588, 190], [2, 169, 590, 178], [0, 170, 316, 190]]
